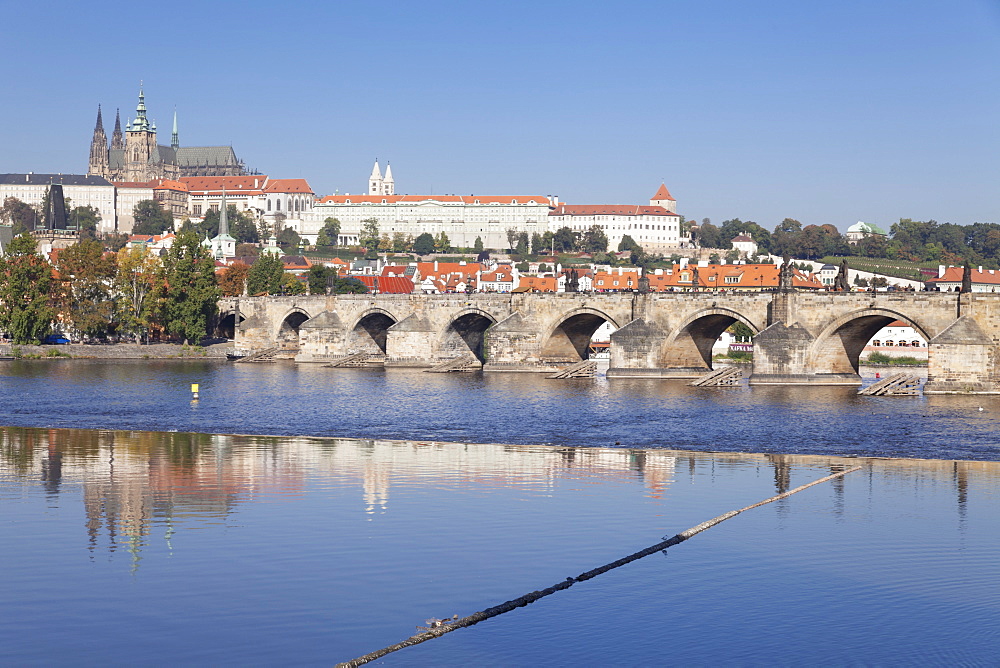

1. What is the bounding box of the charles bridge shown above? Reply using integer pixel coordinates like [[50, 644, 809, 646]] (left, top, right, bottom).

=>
[[220, 290, 1000, 394]]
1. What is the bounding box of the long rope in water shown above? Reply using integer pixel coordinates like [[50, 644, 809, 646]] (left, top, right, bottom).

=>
[[338, 465, 863, 667]]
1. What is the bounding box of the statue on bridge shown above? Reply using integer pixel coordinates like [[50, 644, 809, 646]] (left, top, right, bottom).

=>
[[566, 268, 580, 293], [779, 256, 794, 291], [961, 263, 972, 293], [834, 259, 850, 292]]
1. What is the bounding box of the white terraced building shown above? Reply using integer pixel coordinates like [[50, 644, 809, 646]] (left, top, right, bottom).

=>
[[301, 163, 688, 252]]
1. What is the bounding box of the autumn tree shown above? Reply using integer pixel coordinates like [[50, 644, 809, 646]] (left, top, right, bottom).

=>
[[115, 245, 159, 342], [57, 240, 116, 339], [219, 262, 250, 297], [0, 234, 56, 343]]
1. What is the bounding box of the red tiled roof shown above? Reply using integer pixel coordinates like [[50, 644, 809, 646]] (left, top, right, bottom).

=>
[[181, 176, 269, 193], [926, 267, 1000, 285], [316, 195, 548, 205], [549, 204, 678, 217], [264, 178, 313, 194], [651, 183, 675, 201], [354, 275, 414, 294], [417, 262, 481, 279], [516, 276, 557, 292]]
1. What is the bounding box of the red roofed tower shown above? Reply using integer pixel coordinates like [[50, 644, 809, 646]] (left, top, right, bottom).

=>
[[650, 183, 676, 213]]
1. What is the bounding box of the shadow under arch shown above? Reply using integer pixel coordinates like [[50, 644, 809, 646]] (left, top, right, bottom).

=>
[[807, 307, 933, 375], [441, 308, 497, 362], [214, 310, 244, 339], [276, 308, 312, 351], [660, 307, 761, 370], [540, 308, 620, 362], [349, 309, 398, 354]]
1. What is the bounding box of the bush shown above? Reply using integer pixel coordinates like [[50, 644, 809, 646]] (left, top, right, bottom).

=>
[[866, 351, 924, 366]]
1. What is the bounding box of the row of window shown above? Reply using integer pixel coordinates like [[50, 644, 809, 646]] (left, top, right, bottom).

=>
[[870, 341, 924, 347]]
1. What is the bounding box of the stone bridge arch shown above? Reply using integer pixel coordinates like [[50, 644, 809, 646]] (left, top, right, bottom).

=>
[[659, 307, 762, 371], [348, 308, 399, 354], [540, 307, 621, 362], [807, 307, 935, 376], [439, 308, 498, 362], [276, 307, 313, 351], [214, 304, 244, 339]]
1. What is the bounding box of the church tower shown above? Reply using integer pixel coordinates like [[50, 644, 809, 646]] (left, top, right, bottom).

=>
[[171, 109, 179, 150], [124, 86, 158, 181], [382, 162, 394, 195], [650, 183, 677, 213], [111, 108, 124, 150], [369, 159, 383, 195], [88, 105, 109, 177]]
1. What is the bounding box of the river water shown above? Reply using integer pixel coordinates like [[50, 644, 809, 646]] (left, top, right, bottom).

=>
[[1, 360, 999, 665]]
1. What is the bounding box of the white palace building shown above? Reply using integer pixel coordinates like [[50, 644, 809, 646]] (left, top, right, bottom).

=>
[[298, 161, 687, 251]]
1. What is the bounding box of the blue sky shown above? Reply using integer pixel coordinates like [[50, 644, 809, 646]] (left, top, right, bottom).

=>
[[2, 0, 998, 231]]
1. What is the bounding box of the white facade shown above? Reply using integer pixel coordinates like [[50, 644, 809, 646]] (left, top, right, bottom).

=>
[[0, 174, 117, 234], [306, 195, 553, 248], [115, 184, 155, 234]]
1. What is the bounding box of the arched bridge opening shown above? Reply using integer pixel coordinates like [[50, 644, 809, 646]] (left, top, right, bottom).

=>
[[278, 310, 311, 351], [810, 311, 930, 376], [541, 311, 619, 363], [442, 311, 496, 362], [662, 310, 759, 371], [215, 311, 244, 340], [349, 311, 397, 354]]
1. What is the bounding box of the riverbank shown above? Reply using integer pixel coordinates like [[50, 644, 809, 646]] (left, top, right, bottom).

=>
[[3, 341, 234, 360]]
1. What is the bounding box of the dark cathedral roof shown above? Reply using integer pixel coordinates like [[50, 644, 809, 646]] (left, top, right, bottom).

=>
[[176, 146, 239, 167], [0, 173, 113, 186]]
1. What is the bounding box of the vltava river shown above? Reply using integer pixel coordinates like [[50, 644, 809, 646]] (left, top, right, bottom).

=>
[[1, 361, 999, 665]]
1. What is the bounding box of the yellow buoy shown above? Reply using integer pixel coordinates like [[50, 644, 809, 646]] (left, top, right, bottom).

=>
[[191, 383, 200, 399]]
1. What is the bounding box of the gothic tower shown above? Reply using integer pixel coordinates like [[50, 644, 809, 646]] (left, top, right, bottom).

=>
[[382, 162, 394, 195], [369, 159, 383, 195], [111, 108, 124, 150], [124, 86, 158, 182], [171, 109, 179, 150], [88, 105, 109, 177]]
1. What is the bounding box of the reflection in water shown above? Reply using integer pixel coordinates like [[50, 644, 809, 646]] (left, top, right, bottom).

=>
[[3, 426, 998, 569]]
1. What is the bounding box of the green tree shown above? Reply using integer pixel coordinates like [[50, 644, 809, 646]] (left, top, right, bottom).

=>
[[581, 225, 609, 253], [246, 253, 285, 296], [434, 231, 451, 252], [1, 197, 38, 235], [115, 245, 159, 342], [359, 217, 380, 250], [474, 236, 485, 253], [229, 207, 260, 244], [553, 226, 576, 252], [329, 275, 368, 294], [276, 226, 300, 252], [515, 232, 529, 255], [0, 234, 56, 343], [57, 240, 116, 339], [505, 227, 519, 251], [697, 222, 723, 249], [617, 234, 641, 253], [391, 232, 408, 253], [413, 232, 435, 255], [307, 265, 336, 295], [529, 232, 542, 255], [316, 217, 341, 247], [132, 200, 174, 236], [149, 229, 220, 344], [69, 205, 101, 241]]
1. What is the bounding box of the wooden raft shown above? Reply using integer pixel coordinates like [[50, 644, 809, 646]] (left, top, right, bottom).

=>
[[234, 347, 279, 363], [425, 354, 482, 373], [690, 366, 743, 386], [547, 359, 598, 379], [858, 373, 922, 396]]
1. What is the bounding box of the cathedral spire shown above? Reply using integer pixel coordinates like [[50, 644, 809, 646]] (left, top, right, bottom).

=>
[[171, 108, 179, 150], [132, 84, 150, 131], [88, 104, 109, 176], [111, 108, 124, 150]]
